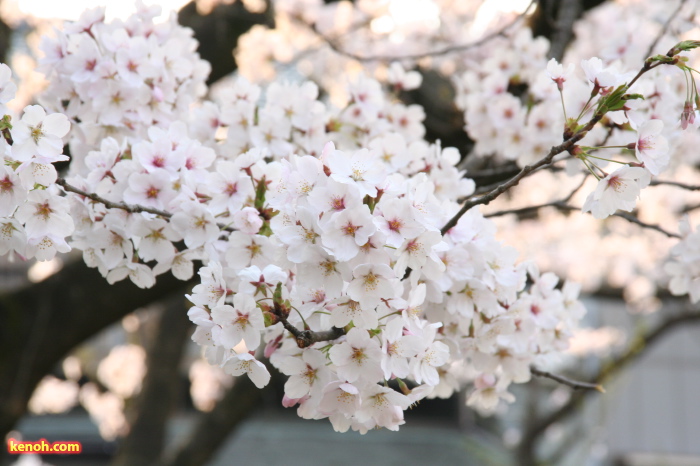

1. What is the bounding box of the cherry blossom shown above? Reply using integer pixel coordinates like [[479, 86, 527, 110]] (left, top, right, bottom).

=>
[[582, 166, 651, 219], [546, 58, 575, 91], [279, 349, 331, 400], [222, 353, 271, 389], [211, 293, 265, 351], [329, 328, 384, 384], [11, 106, 70, 163], [633, 119, 669, 176]]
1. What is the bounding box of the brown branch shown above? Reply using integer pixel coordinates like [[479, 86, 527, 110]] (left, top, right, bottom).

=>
[[530, 367, 604, 392], [484, 174, 588, 219], [644, 0, 688, 59], [56, 178, 235, 232], [310, 1, 536, 62], [0, 259, 197, 442], [467, 164, 521, 180], [57, 178, 173, 218], [518, 308, 700, 463], [612, 211, 682, 238], [443, 68, 675, 233], [650, 179, 700, 191], [485, 199, 681, 238], [441, 148, 566, 234], [278, 313, 345, 348], [440, 113, 603, 235]]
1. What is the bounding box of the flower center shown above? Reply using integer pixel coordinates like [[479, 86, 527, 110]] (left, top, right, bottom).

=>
[[342, 222, 359, 236], [320, 259, 337, 276], [30, 125, 44, 144], [363, 272, 378, 291], [330, 196, 345, 211], [225, 182, 238, 196], [387, 218, 403, 232], [606, 175, 625, 192], [234, 312, 250, 328], [0, 176, 14, 193], [35, 202, 53, 220], [406, 239, 421, 254], [351, 347, 366, 364], [146, 186, 160, 199]]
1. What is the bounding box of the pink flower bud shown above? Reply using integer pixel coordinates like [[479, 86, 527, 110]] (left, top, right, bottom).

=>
[[264, 335, 282, 358], [281, 394, 298, 408], [681, 100, 695, 130]]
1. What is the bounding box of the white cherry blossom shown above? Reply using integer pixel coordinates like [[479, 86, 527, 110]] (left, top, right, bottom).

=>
[[582, 166, 651, 219], [329, 327, 383, 384]]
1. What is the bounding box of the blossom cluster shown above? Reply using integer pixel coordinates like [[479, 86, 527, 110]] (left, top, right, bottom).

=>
[[38, 3, 210, 164], [547, 58, 672, 220], [0, 64, 74, 261], [183, 137, 585, 431], [2, 4, 593, 433], [227, 0, 700, 314], [450, 27, 674, 220], [55, 70, 440, 288]]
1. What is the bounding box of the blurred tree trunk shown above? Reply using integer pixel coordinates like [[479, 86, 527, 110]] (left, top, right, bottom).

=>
[[0, 1, 10, 65], [530, 0, 607, 61], [178, 1, 273, 85], [0, 259, 195, 444], [111, 294, 192, 466], [160, 376, 266, 466]]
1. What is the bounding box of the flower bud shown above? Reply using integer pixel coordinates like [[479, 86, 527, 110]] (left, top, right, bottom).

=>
[[681, 100, 695, 130]]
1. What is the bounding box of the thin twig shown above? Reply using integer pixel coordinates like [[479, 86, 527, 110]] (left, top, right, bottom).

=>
[[530, 367, 604, 392], [681, 202, 700, 213], [484, 174, 587, 218], [519, 309, 700, 460], [57, 178, 173, 218], [440, 114, 602, 234], [470, 164, 565, 196], [644, 0, 688, 59], [442, 50, 675, 236], [650, 179, 700, 191], [57, 178, 235, 232], [612, 212, 681, 238], [311, 1, 536, 62], [485, 199, 681, 238], [485, 201, 576, 218]]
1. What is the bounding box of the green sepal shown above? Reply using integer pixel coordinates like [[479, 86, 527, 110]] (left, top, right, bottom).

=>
[[254, 176, 267, 210]]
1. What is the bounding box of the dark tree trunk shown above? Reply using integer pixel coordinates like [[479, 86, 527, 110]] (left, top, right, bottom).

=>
[[160, 376, 265, 466], [111, 294, 192, 466], [0, 259, 195, 444]]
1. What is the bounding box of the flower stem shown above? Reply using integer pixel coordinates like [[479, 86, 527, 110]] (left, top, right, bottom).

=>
[[378, 310, 401, 320], [576, 95, 595, 121], [580, 156, 602, 180], [559, 89, 568, 121], [585, 154, 629, 164]]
